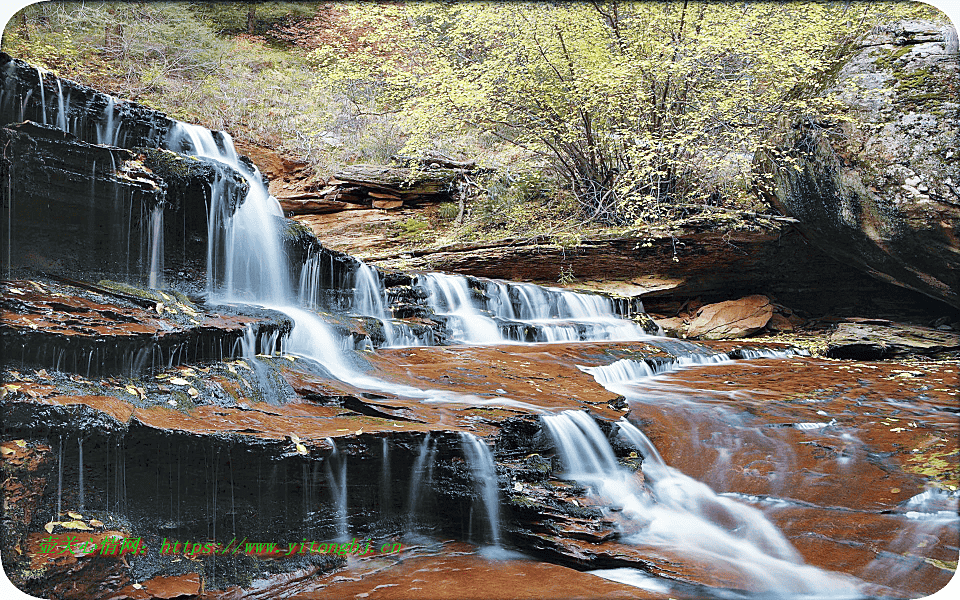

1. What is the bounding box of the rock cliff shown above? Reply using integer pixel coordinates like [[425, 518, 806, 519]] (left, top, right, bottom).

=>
[[755, 20, 960, 309]]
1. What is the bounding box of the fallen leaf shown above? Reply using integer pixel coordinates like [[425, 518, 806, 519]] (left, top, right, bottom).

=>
[[132, 583, 143, 590], [295, 443, 308, 455], [155, 302, 164, 314], [36, 370, 48, 378], [187, 387, 199, 398], [289, 433, 301, 443], [89, 519, 104, 528], [167, 399, 177, 406], [67, 511, 83, 519], [0, 447, 14, 456], [169, 378, 190, 386], [44, 522, 58, 533], [61, 520, 92, 531]]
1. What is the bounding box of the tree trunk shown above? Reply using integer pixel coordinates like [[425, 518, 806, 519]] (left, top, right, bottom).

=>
[[247, 4, 257, 35]]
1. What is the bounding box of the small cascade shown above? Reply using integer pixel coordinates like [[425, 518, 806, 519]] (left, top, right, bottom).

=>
[[97, 96, 118, 146], [325, 440, 349, 541], [166, 122, 290, 304], [580, 348, 802, 394], [55, 78, 67, 131], [234, 324, 291, 404], [542, 410, 859, 596], [417, 272, 652, 344], [419, 272, 501, 343], [459, 433, 502, 547], [352, 261, 396, 346], [146, 203, 164, 289], [35, 67, 45, 126], [406, 433, 436, 533], [298, 251, 326, 310]]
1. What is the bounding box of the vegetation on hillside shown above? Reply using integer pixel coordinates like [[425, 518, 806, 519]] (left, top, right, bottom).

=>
[[2, 1, 945, 244]]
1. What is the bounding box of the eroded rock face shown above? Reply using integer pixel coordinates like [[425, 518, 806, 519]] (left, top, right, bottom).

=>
[[0, 122, 165, 282], [755, 20, 960, 309]]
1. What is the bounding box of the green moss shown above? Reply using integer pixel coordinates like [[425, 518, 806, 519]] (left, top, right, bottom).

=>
[[895, 67, 935, 91], [873, 45, 912, 70]]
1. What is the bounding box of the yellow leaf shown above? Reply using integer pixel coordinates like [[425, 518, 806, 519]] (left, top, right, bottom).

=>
[[89, 519, 104, 528], [44, 522, 58, 533], [67, 511, 83, 519], [295, 443, 308, 455], [169, 378, 190, 386], [61, 520, 92, 530]]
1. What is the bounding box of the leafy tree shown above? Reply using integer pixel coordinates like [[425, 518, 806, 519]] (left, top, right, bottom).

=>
[[316, 1, 943, 224], [187, 1, 325, 39]]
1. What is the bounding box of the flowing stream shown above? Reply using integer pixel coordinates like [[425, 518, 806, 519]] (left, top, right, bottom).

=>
[[155, 117, 881, 597]]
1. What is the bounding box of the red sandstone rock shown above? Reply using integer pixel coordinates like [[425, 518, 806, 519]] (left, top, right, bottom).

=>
[[687, 295, 774, 339]]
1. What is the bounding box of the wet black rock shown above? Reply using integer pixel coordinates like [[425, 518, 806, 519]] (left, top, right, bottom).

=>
[[1, 52, 175, 148], [0, 122, 164, 283]]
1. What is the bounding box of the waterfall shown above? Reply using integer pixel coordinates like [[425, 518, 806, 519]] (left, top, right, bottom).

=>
[[542, 410, 859, 596], [406, 433, 435, 533], [35, 67, 46, 126], [416, 272, 652, 344], [352, 261, 396, 346], [98, 96, 118, 146], [459, 433, 502, 547], [55, 78, 67, 131], [580, 348, 802, 395], [419, 272, 501, 343], [166, 122, 290, 304], [325, 440, 349, 541], [147, 203, 164, 289]]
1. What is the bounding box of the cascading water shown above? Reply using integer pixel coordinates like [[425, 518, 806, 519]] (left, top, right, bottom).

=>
[[542, 410, 860, 596], [325, 439, 349, 541], [166, 122, 290, 304], [406, 433, 436, 534], [417, 272, 653, 344], [459, 433, 502, 547]]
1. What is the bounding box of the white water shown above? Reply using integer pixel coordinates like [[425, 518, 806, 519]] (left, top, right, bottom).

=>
[[460, 433, 502, 547], [167, 122, 290, 304], [417, 272, 652, 344], [579, 348, 801, 395], [543, 410, 860, 596], [325, 439, 349, 541], [165, 117, 863, 594]]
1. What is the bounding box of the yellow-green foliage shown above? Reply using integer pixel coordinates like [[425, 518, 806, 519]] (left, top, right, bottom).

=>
[[317, 1, 942, 224]]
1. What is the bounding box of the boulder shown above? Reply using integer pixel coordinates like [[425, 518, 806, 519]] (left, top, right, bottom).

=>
[[754, 20, 960, 309], [687, 295, 774, 339], [826, 319, 960, 359]]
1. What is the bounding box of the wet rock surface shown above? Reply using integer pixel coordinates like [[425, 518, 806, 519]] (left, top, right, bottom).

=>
[[4, 324, 958, 597], [1, 278, 291, 377]]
